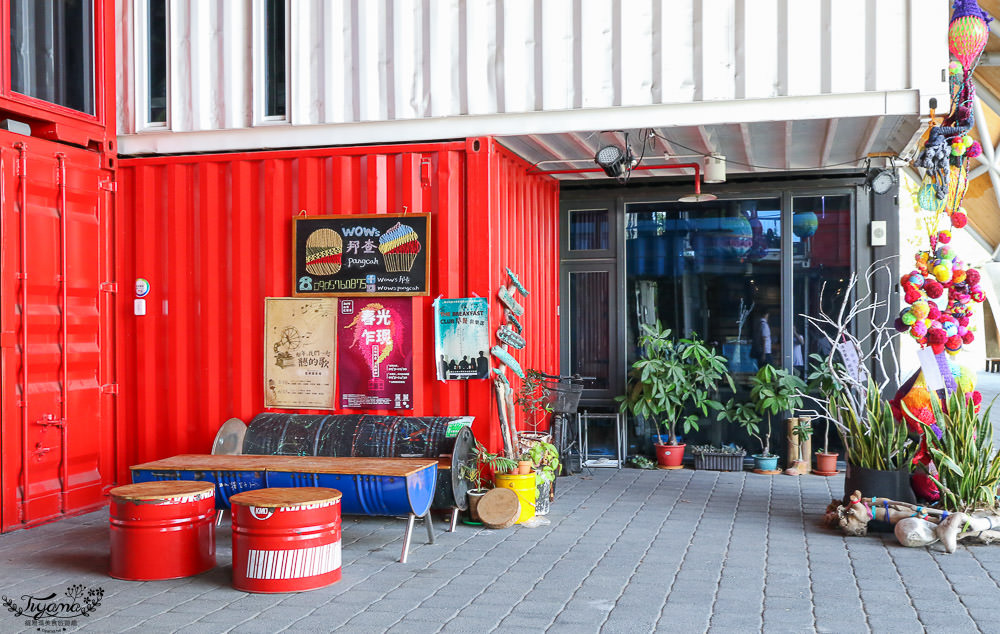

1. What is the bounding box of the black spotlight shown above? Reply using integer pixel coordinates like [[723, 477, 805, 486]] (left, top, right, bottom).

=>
[[595, 144, 631, 178], [865, 167, 896, 195]]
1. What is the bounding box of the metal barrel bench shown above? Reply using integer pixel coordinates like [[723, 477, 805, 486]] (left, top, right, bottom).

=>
[[241, 413, 476, 531], [130, 454, 438, 563]]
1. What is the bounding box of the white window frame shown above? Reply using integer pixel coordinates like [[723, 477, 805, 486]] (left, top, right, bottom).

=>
[[252, 0, 290, 126], [134, 0, 170, 131]]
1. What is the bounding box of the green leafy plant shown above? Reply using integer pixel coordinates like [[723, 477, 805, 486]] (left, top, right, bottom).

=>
[[748, 364, 806, 457], [527, 441, 560, 486], [460, 442, 519, 491], [617, 321, 734, 446], [843, 377, 914, 470], [922, 392, 1000, 513], [517, 369, 555, 430], [717, 397, 760, 447], [792, 419, 813, 444]]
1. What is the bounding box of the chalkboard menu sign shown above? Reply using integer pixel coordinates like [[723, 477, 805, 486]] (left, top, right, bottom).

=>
[[293, 214, 431, 297]]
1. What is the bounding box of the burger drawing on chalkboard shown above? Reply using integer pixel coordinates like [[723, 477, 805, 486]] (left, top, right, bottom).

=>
[[378, 222, 422, 272], [305, 228, 343, 275]]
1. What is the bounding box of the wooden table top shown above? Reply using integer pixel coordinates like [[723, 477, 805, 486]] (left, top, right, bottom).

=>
[[110, 481, 216, 502], [230, 487, 342, 508], [130, 454, 438, 477]]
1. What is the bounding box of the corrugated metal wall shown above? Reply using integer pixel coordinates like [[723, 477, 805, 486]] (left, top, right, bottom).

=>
[[116, 139, 559, 475], [117, 0, 944, 135]]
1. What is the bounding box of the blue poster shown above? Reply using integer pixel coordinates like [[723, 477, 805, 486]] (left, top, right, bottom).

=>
[[434, 298, 490, 380]]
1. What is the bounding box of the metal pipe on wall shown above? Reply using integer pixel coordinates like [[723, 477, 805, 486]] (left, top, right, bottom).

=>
[[56, 153, 69, 514], [14, 142, 28, 522]]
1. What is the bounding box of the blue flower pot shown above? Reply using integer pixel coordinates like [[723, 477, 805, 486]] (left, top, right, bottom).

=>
[[752, 454, 778, 471]]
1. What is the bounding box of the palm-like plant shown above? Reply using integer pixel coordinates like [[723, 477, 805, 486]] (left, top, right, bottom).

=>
[[922, 392, 1000, 513], [617, 321, 733, 446]]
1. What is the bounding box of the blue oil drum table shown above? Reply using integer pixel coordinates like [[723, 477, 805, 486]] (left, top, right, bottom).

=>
[[130, 454, 438, 563]]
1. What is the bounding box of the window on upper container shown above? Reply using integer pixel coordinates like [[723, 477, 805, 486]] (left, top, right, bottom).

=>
[[264, 0, 286, 118], [147, 0, 167, 124], [10, 0, 95, 115]]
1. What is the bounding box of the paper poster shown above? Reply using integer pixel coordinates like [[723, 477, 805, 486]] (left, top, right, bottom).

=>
[[264, 298, 338, 409], [293, 214, 430, 297], [338, 298, 414, 409], [434, 298, 490, 380]]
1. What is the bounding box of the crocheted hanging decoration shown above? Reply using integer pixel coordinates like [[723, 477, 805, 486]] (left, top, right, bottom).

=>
[[949, 0, 992, 70]]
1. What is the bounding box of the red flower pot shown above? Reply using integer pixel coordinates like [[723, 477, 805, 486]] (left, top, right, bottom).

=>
[[655, 443, 686, 470]]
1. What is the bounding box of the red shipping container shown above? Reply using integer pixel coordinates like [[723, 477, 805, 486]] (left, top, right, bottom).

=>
[[116, 138, 559, 478]]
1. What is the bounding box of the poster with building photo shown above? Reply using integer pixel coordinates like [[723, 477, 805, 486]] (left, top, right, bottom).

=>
[[264, 298, 338, 409], [337, 298, 414, 409], [434, 298, 490, 380]]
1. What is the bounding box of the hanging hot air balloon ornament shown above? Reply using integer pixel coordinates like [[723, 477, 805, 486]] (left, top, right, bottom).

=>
[[949, 0, 992, 72]]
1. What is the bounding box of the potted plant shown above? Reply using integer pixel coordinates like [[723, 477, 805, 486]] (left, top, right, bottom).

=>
[[805, 352, 844, 475], [527, 440, 560, 515], [689, 443, 746, 471], [802, 264, 918, 500], [617, 321, 733, 469], [748, 364, 806, 472], [460, 442, 518, 522], [786, 417, 812, 474]]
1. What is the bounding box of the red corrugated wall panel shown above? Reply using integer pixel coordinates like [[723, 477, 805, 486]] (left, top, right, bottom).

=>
[[117, 140, 558, 475]]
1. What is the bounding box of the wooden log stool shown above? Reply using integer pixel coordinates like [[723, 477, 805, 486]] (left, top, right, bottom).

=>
[[108, 481, 217, 580], [230, 487, 342, 593]]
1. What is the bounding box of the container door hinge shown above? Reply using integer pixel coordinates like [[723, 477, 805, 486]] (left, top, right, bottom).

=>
[[100, 180, 117, 192], [101, 384, 118, 395], [100, 282, 117, 293]]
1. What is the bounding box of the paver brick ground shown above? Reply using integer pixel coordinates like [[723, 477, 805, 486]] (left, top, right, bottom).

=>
[[8, 374, 1000, 634]]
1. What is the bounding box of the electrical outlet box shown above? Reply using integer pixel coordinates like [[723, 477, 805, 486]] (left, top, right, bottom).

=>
[[870, 220, 887, 246]]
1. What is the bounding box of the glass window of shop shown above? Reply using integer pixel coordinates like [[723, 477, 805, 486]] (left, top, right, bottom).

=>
[[625, 197, 783, 373], [622, 193, 856, 449], [10, 0, 94, 115]]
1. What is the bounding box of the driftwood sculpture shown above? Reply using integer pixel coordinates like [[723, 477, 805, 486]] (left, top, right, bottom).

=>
[[834, 490, 1000, 552]]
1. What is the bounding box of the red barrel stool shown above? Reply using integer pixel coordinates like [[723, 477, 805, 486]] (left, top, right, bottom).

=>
[[109, 481, 216, 580], [230, 487, 342, 593]]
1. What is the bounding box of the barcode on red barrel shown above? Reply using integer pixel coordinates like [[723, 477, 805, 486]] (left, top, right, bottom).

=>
[[245, 541, 341, 579]]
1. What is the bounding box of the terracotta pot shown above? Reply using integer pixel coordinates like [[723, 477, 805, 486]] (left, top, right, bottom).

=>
[[654, 443, 685, 469], [815, 452, 839, 475], [517, 461, 532, 475]]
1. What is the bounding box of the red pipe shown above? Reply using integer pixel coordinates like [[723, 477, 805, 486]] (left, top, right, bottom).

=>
[[56, 153, 68, 514], [529, 162, 703, 194], [15, 142, 28, 522]]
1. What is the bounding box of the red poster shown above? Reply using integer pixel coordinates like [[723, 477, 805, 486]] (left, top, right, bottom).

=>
[[337, 297, 413, 409]]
